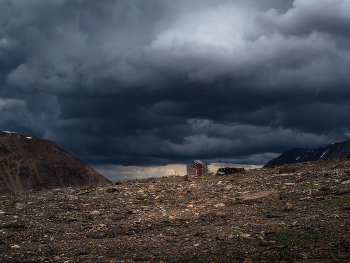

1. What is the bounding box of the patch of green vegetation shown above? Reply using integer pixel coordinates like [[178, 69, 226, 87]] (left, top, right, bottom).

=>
[[156, 178, 182, 183], [323, 196, 350, 204], [156, 177, 168, 181], [0, 216, 11, 221], [275, 229, 332, 245], [289, 196, 350, 213], [317, 196, 350, 211], [0, 223, 27, 231]]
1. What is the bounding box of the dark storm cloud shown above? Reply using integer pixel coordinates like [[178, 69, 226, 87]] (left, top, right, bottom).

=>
[[1, 0, 350, 169], [257, 0, 350, 37]]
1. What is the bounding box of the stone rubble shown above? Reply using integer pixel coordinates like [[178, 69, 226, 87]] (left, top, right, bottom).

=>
[[1, 157, 350, 262]]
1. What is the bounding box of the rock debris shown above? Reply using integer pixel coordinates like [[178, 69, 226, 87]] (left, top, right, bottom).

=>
[[1, 157, 350, 262]]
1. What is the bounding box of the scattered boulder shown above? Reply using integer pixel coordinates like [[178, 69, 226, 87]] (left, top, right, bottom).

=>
[[213, 203, 225, 208], [233, 190, 281, 205], [266, 214, 282, 218], [341, 179, 350, 184], [184, 175, 192, 182], [90, 210, 101, 216], [15, 203, 24, 209], [336, 188, 350, 195], [283, 202, 294, 212], [106, 187, 119, 193], [279, 167, 296, 174], [0, 156, 350, 262]]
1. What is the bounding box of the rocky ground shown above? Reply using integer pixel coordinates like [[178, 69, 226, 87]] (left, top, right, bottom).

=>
[[1, 157, 350, 262]]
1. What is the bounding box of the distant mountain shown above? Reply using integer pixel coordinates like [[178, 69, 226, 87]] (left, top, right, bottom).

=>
[[0, 131, 110, 192], [264, 139, 350, 168]]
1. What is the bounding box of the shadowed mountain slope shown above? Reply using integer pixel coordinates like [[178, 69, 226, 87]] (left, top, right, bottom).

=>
[[264, 139, 350, 167], [0, 131, 110, 192]]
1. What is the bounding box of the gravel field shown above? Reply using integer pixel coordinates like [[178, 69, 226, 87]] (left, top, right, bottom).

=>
[[1, 157, 350, 262]]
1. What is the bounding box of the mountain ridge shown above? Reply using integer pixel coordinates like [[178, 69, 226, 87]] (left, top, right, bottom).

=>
[[264, 139, 350, 167], [0, 131, 110, 192]]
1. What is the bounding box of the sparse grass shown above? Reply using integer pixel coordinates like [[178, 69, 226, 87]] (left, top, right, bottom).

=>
[[320, 196, 350, 205], [286, 196, 350, 214], [0, 223, 27, 231], [315, 196, 350, 212], [156, 178, 184, 183], [275, 229, 332, 245], [155, 177, 168, 181]]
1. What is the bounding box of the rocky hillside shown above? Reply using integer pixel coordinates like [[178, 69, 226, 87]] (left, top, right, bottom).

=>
[[264, 139, 350, 167], [0, 131, 110, 193], [1, 156, 350, 262]]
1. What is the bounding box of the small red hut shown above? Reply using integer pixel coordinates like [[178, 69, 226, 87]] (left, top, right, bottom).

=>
[[186, 160, 210, 177]]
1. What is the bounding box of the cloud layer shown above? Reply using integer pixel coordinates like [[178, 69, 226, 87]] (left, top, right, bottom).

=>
[[1, 0, 350, 171]]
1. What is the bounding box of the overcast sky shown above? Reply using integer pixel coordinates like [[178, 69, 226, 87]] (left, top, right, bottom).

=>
[[1, 0, 350, 180]]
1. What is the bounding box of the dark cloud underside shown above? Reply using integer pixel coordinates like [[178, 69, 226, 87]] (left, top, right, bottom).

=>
[[1, 0, 350, 168]]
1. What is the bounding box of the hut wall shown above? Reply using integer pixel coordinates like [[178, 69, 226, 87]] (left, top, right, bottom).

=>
[[186, 161, 205, 177]]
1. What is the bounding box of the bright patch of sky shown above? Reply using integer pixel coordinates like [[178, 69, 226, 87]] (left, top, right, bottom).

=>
[[93, 163, 262, 182]]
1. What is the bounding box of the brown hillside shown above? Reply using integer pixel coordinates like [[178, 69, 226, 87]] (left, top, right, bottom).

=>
[[0, 131, 110, 192]]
